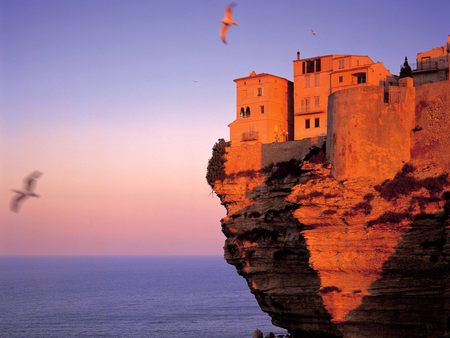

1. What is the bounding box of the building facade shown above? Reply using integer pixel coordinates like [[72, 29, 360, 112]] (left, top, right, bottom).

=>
[[413, 35, 450, 86], [293, 53, 392, 140], [229, 72, 293, 146], [229, 35, 448, 147]]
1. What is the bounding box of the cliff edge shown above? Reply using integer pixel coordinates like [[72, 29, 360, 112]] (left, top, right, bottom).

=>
[[208, 80, 450, 337]]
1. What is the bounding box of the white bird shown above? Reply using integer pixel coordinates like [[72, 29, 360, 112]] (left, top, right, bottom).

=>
[[220, 2, 238, 44], [11, 171, 43, 213], [309, 29, 317, 37]]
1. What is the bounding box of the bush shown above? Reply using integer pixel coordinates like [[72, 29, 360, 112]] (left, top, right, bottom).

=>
[[266, 159, 303, 183], [366, 212, 411, 227], [303, 143, 327, 164], [375, 163, 448, 201], [206, 139, 229, 188]]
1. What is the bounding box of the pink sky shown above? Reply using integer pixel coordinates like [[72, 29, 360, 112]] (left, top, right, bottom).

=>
[[0, 122, 227, 255]]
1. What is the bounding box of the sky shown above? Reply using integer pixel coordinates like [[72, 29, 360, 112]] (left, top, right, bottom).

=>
[[0, 0, 449, 255]]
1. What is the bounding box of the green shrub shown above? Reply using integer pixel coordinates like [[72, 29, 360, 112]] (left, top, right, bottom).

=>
[[206, 139, 229, 188]]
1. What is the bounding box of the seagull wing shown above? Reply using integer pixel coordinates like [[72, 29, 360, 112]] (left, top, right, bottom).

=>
[[220, 24, 230, 44], [24, 176, 36, 192], [222, 5, 237, 25], [23, 171, 42, 192], [225, 6, 233, 20], [11, 193, 27, 213]]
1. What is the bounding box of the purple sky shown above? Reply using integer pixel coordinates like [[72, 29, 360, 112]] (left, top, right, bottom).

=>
[[0, 0, 449, 255]]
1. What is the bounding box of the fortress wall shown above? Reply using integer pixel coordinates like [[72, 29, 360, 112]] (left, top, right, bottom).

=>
[[225, 138, 326, 175], [412, 80, 450, 168], [327, 85, 415, 181], [261, 137, 325, 167], [225, 142, 262, 175]]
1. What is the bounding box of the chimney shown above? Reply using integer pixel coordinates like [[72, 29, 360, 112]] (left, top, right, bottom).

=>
[[296, 51, 300, 60]]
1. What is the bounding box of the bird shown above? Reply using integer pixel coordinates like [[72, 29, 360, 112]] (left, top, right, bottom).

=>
[[220, 2, 238, 44], [11, 171, 43, 213], [309, 29, 317, 37]]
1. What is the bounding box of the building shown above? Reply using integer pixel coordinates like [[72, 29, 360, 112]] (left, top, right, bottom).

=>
[[413, 35, 450, 86], [229, 35, 448, 148], [228, 72, 293, 146], [293, 53, 392, 140]]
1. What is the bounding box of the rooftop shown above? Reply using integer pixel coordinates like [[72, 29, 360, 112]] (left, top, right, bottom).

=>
[[234, 71, 291, 83]]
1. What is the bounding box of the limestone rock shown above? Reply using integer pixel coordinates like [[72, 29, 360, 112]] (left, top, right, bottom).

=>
[[212, 149, 449, 338]]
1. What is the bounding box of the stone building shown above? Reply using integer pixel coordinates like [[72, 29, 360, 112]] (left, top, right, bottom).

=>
[[293, 53, 392, 140], [327, 34, 450, 181], [228, 72, 293, 146], [412, 35, 450, 86], [227, 34, 449, 173]]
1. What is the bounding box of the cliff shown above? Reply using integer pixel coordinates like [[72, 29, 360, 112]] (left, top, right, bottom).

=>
[[209, 81, 450, 337]]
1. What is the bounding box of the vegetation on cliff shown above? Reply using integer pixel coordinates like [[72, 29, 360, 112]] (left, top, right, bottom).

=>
[[206, 139, 229, 188], [374, 163, 448, 201]]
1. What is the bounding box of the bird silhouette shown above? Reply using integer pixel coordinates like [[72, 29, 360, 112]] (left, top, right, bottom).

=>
[[11, 171, 43, 213], [309, 29, 317, 37], [220, 2, 238, 44]]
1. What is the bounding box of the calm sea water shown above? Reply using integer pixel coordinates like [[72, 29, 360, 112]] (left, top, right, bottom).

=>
[[0, 256, 286, 337]]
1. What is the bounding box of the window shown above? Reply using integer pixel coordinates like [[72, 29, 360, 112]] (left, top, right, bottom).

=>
[[338, 59, 345, 69], [339, 76, 343, 83], [305, 119, 311, 129], [356, 73, 367, 84], [314, 74, 320, 87], [305, 97, 310, 112], [315, 58, 321, 72], [315, 118, 320, 128], [314, 96, 320, 107], [260, 105, 264, 114], [302, 62, 306, 74], [305, 76, 310, 88], [240, 107, 245, 118], [245, 106, 251, 117], [306, 60, 315, 73], [257, 87, 263, 96], [356, 60, 360, 66]]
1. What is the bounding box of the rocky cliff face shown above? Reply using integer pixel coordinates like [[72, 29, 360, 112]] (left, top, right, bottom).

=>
[[212, 146, 449, 337]]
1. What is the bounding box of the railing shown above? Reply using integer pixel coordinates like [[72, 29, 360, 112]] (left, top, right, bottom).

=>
[[295, 107, 325, 115], [411, 56, 449, 72], [241, 131, 259, 142]]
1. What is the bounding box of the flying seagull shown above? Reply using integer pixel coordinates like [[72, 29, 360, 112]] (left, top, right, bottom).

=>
[[220, 2, 238, 44], [309, 29, 317, 37], [11, 171, 43, 213]]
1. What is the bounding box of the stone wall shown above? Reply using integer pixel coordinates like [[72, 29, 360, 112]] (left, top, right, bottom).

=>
[[262, 137, 325, 167], [412, 79, 450, 168], [225, 142, 262, 175], [327, 85, 415, 181], [225, 138, 325, 175]]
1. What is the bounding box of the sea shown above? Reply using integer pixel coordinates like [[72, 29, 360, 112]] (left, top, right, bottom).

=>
[[0, 256, 287, 337]]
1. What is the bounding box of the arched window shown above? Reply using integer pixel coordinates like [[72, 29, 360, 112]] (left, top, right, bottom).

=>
[[245, 106, 251, 117], [240, 107, 245, 118]]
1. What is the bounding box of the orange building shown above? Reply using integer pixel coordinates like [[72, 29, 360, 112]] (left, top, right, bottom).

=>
[[413, 35, 450, 86], [229, 72, 293, 146], [293, 53, 392, 140]]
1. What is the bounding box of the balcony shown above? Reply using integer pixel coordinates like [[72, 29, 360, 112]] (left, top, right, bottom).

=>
[[241, 131, 259, 142], [295, 108, 325, 116], [412, 56, 449, 72]]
